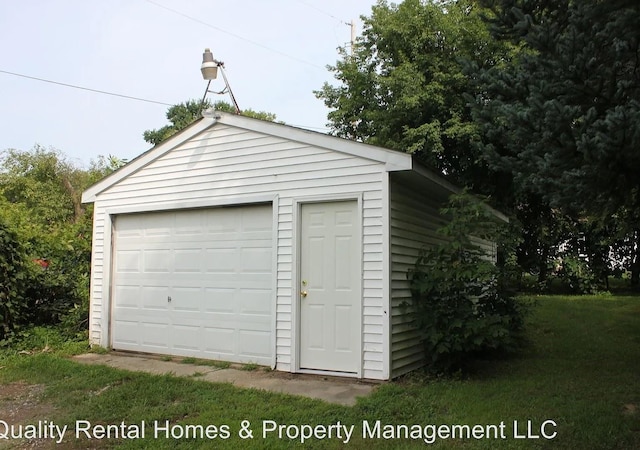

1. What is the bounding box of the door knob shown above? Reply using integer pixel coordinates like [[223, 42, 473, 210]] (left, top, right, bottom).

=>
[[301, 290, 308, 298]]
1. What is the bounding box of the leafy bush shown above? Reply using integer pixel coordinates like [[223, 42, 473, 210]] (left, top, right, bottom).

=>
[[20, 221, 92, 338], [0, 147, 121, 344], [407, 193, 526, 372], [557, 255, 599, 294], [0, 218, 26, 341]]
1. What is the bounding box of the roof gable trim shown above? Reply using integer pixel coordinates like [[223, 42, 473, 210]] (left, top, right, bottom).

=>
[[81, 117, 216, 203], [82, 111, 414, 204], [215, 113, 412, 171]]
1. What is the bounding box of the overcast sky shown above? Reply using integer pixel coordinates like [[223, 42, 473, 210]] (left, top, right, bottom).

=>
[[0, 0, 377, 167]]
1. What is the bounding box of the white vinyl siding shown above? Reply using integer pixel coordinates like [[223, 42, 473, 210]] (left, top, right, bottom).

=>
[[470, 235, 498, 262], [389, 177, 450, 378], [89, 124, 387, 379]]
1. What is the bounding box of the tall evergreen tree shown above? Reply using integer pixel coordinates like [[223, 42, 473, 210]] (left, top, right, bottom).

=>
[[473, 0, 640, 283]]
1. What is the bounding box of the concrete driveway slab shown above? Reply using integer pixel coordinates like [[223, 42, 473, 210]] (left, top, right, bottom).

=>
[[73, 353, 375, 406]]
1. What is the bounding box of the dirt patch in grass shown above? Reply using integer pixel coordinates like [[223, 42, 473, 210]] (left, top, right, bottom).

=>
[[0, 382, 109, 449], [0, 382, 57, 449], [0, 382, 53, 426]]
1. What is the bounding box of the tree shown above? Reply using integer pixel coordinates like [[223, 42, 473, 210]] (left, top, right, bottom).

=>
[[316, 0, 569, 287], [0, 146, 123, 340], [316, 0, 511, 193], [0, 145, 88, 225], [143, 100, 277, 146], [473, 0, 640, 284]]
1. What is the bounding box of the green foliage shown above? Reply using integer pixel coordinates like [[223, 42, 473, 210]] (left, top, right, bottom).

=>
[[316, 0, 638, 289], [0, 218, 26, 341], [143, 99, 277, 146], [4, 326, 89, 356], [317, 0, 511, 193], [476, 0, 640, 214], [0, 146, 85, 225], [557, 256, 599, 295], [473, 0, 640, 285], [0, 146, 119, 343], [408, 193, 525, 372]]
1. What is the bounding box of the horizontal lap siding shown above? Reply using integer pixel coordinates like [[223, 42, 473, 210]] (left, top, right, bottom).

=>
[[389, 178, 449, 378], [89, 124, 386, 379], [470, 236, 498, 262]]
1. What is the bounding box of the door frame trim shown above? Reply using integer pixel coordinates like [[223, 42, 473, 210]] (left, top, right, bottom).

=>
[[291, 193, 363, 378]]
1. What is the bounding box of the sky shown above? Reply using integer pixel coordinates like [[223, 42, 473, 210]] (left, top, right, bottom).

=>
[[0, 0, 377, 168]]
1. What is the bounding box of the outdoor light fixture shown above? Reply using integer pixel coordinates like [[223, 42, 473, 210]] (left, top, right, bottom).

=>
[[200, 48, 241, 114], [200, 48, 218, 80]]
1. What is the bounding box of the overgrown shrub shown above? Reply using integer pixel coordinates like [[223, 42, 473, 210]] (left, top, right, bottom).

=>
[[0, 218, 26, 341], [0, 209, 91, 344], [407, 193, 526, 373], [557, 255, 599, 294], [22, 222, 92, 338]]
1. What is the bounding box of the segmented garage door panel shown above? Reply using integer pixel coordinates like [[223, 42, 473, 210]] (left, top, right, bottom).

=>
[[112, 204, 273, 364]]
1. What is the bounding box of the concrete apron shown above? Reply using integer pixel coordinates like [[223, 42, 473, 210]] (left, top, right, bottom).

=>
[[73, 353, 375, 406]]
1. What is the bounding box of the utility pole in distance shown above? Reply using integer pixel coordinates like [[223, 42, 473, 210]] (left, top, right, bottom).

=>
[[350, 20, 356, 55]]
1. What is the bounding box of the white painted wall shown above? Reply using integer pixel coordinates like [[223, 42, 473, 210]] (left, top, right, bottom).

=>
[[88, 123, 389, 379]]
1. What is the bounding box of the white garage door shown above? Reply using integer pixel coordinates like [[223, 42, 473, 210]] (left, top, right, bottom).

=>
[[111, 204, 273, 365]]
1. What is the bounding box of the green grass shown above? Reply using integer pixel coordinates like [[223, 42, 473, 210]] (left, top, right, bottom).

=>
[[0, 295, 638, 449], [180, 356, 231, 369]]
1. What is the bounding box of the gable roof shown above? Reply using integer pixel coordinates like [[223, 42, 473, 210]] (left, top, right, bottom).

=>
[[82, 110, 421, 203], [81, 110, 507, 221]]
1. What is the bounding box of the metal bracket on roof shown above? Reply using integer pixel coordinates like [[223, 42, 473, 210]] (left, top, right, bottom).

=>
[[201, 107, 221, 120]]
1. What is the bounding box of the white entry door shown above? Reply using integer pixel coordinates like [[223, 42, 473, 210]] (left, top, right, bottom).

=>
[[299, 200, 360, 373]]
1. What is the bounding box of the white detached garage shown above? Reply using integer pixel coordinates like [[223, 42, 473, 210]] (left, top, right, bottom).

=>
[[82, 110, 486, 380]]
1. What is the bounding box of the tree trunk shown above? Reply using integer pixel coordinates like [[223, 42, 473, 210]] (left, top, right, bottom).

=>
[[631, 229, 640, 287], [537, 246, 549, 285], [61, 176, 84, 223]]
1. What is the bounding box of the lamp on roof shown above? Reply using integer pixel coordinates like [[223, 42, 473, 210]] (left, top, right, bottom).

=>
[[200, 48, 241, 114], [200, 48, 218, 80]]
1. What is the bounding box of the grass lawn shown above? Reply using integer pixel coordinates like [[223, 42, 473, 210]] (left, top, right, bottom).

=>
[[0, 294, 638, 449]]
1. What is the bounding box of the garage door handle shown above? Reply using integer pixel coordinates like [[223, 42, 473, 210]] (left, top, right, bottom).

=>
[[168, 296, 172, 303]]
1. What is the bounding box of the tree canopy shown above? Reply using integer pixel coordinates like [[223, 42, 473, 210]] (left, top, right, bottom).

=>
[[472, 0, 640, 284], [474, 0, 640, 220], [316, 0, 511, 193], [143, 100, 277, 146], [319, 0, 640, 289]]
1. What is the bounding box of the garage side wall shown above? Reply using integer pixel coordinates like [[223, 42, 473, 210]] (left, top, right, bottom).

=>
[[88, 124, 388, 380], [388, 177, 450, 378]]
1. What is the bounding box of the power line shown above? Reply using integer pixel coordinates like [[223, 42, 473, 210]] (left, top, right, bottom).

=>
[[295, 1, 356, 55], [0, 68, 330, 132], [296, 0, 351, 26], [0, 69, 173, 106], [143, 0, 324, 70]]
